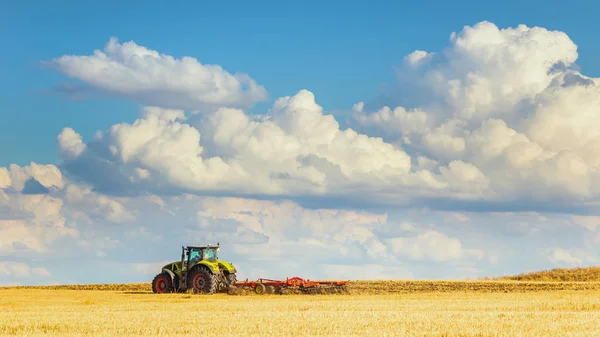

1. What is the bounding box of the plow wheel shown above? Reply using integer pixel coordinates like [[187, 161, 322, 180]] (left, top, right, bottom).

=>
[[265, 285, 275, 294], [254, 283, 266, 295], [152, 272, 174, 293]]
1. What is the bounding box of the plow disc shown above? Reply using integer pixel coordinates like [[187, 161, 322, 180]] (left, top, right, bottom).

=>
[[228, 276, 350, 295]]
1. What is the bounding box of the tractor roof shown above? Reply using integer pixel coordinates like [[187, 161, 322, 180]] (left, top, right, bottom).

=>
[[185, 244, 220, 249]]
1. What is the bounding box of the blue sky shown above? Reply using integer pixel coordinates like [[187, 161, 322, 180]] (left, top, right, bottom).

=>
[[2, 1, 600, 285]]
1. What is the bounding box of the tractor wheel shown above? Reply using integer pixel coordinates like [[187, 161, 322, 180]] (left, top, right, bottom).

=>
[[188, 268, 217, 294], [152, 272, 174, 294], [225, 272, 237, 286]]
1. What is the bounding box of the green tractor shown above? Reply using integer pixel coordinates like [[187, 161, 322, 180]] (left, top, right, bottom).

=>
[[151, 242, 237, 294]]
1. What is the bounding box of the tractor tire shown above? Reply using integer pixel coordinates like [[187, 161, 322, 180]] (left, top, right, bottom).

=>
[[152, 272, 174, 294], [188, 267, 217, 294], [225, 272, 237, 285]]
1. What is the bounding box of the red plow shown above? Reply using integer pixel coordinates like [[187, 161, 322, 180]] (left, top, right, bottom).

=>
[[228, 276, 350, 295]]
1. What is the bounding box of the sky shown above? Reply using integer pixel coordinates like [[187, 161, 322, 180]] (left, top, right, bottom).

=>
[[2, 1, 600, 285]]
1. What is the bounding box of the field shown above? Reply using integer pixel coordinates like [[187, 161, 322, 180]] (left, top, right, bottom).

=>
[[3, 273, 600, 337]]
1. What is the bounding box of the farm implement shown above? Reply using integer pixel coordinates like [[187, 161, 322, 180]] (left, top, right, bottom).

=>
[[150, 242, 350, 295], [228, 276, 350, 295]]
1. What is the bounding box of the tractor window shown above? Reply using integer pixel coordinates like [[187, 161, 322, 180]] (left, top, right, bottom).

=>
[[189, 249, 202, 264], [204, 249, 216, 260]]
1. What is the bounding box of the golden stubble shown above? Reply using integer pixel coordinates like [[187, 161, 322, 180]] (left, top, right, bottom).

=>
[[2, 281, 600, 337]]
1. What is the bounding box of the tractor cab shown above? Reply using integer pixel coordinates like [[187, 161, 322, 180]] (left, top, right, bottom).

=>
[[185, 244, 219, 267]]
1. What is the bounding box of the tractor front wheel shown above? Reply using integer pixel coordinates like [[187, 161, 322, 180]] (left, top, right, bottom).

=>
[[225, 272, 237, 286], [152, 272, 174, 294], [188, 268, 217, 294]]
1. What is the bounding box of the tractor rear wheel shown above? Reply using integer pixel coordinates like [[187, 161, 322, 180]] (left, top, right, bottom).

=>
[[152, 272, 174, 294], [188, 268, 217, 294]]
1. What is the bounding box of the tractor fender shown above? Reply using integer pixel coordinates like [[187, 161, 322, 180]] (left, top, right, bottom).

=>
[[193, 261, 220, 274], [218, 261, 237, 274], [162, 268, 177, 283]]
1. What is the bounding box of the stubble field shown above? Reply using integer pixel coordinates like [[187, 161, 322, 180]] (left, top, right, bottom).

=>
[[2, 279, 600, 337]]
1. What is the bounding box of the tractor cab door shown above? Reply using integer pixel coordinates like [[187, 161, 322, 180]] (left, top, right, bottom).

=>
[[188, 247, 203, 266]]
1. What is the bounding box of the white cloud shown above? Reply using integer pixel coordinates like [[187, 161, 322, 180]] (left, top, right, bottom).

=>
[[0, 193, 78, 253], [49, 37, 268, 111], [0, 168, 11, 189], [194, 196, 389, 261], [63, 184, 135, 224], [133, 261, 172, 276], [1, 162, 597, 281], [572, 215, 600, 232], [318, 264, 414, 280], [60, 89, 443, 200], [394, 21, 578, 122], [7, 163, 64, 193], [348, 21, 600, 205], [387, 230, 464, 262], [42, 21, 600, 211], [7, 20, 600, 283], [52, 21, 600, 210], [352, 101, 365, 113], [140, 106, 186, 121], [547, 248, 585, 266], [57, 127, 86, 159], [0, 262, 50, 278]]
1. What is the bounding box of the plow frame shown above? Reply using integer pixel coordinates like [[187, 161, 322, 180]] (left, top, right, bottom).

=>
[[230, 276, 350, 295]]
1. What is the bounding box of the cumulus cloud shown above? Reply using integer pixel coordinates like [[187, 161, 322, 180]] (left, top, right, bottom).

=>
[[48, 37, 268, 111], [318, 264, 414, 280], [0, 167, 10, 189], [7, 163, 64, 193], [387, 230, 464, 262], [0, 192, 78, 254], [349, 21, 600, 207], [47, 21, 600, 212], [0, 262, 50, 278], [191, 196, 390, 264], [0, 162, 495, 281], [391, 21, 578, 123], [546, 248, 597, 266], [63, 184, 135, 224], [50, 23, 600, 212], [572, 215, 600, 231], [58, 90, 450, 203], [57, 127, 86, 159], [5, 20, 600, 283], [1, 162, 597, 281]]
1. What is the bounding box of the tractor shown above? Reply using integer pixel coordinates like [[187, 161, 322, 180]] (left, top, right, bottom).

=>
[[151, 242, 237, 294]]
